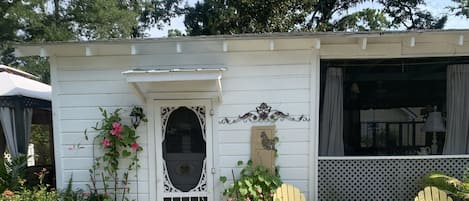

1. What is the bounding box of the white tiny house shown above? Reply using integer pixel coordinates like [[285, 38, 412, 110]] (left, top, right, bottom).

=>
[[15, 30, 469, 200]]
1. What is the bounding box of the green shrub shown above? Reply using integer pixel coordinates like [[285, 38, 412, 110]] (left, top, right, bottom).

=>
[[0, 168, 57, 201], [220, 160, 282, 201], [0, 155, 27, 192], [57, 177, 86, 201], [1, 186, 58, 201]]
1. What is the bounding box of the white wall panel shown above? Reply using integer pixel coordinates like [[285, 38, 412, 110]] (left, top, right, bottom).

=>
[[59, 94, 139, 107], [63, 169, 149, 183], [54, 47, 317, 200]]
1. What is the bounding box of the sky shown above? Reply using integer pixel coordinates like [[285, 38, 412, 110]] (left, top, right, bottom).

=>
[[147, 0, 469, 38]]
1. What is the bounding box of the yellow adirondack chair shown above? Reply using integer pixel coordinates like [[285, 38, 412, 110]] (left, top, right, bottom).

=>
[[414, 186, 453, 201], [273, 183, 305, 201]]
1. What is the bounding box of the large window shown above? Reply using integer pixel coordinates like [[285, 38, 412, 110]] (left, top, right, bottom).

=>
[[319, 57, 469, 156]]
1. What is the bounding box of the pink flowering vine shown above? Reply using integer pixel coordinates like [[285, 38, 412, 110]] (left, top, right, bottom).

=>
[[131, 142, 139, 151], [111, 122, 123, 135], [88, 107, 143, 201], [102, 138, 110, 147]]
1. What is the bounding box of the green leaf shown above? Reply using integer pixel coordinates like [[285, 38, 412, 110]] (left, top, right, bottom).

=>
[[237, 160, 243, 166], [247, 160, 253, 166], [220, 176, 227, 183], [245, 180, 252, 187], [239, 188, 248, 196], [249, 188, 256, 196], [84, 129, 89, 140], [258, 175, 265, 182], [122, 137, 133, 145], [122, 150, 131, 157], [272, 179, 279, 186]]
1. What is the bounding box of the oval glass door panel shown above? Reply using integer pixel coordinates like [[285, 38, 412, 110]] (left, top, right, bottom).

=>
[[163, 107, 206, 192]]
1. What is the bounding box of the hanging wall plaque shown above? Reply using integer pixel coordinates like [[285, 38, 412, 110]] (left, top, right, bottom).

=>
[[251, 125, 277, 174]]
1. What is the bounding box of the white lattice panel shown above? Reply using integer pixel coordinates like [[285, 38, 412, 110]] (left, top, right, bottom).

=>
[[319, 158, 469, 200]]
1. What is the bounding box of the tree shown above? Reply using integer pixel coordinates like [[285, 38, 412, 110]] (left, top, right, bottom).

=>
[[0, 0, 47, 65], [379, 0, 447, 30], [184, 0, 314, 35], [1, 0, 74, 83], [26, 0, 75, 42], [16, 57, 51, 84], [184, 0, 448, 36], [334, 8, 390, 31], [68, 0, 141, 40], [304, 0, 370, 31], [67, 0, 184, 39], [449, 0, 469, 18], [1, 0, 184, 83], [138, 0, 184, 37], [168, 29, 184, 37]]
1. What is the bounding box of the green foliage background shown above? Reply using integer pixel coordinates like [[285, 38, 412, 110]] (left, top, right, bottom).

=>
[[2, 0, 469, 84], [0, 0, 184, 83]]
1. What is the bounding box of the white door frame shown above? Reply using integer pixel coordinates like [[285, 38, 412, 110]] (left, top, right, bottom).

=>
[[153, 99, 214, 201]]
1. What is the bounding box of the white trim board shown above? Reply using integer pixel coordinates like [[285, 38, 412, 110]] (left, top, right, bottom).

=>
[[122, 68, 225, 83], [309, 50, 320, 201], [319, 155, 469, 160]]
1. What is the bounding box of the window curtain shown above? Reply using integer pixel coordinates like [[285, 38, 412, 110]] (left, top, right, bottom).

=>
[[0, 107, 19, 157], [443, 64, 469, 154], [319, 68, 344, 156], [23, 108, 33, 155], [0, 124, 6, 155]]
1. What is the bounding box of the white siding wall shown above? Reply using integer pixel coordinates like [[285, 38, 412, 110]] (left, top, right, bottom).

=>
[[52, 48, 317, 200], [52, 56, 150, 200], [214, 50, 314, 200]]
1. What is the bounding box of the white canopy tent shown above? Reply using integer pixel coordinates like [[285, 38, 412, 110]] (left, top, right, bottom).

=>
[[0, 66, 51, 101], [0, 65, 51, 157]]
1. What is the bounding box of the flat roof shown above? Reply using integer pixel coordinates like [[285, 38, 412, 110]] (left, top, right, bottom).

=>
[[14, 29, 469, 47]]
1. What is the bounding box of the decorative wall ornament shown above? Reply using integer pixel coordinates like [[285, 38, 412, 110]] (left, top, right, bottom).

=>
[[251, 126, 277, 174], [219, 102, 310, 124]]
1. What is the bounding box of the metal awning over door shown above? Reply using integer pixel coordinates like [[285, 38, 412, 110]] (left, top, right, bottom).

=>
[[122, 68, 226, 103]]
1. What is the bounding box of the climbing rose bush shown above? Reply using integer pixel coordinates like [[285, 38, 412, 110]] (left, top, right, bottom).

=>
[[86, 108, 143, 201]]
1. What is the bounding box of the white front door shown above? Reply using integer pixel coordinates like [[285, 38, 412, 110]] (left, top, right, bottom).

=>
[[155, 100, 213, 201]]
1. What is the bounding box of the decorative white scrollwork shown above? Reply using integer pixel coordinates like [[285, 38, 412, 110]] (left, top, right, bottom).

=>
[[188, 159, 208, 192], [188, 106, 206, 140], [162, 162, 180, 193], [161, 106, 177, 140]]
